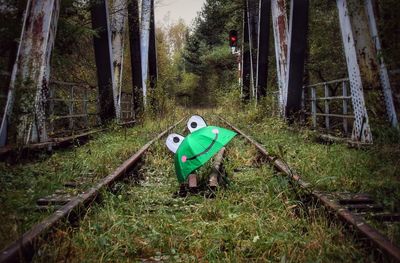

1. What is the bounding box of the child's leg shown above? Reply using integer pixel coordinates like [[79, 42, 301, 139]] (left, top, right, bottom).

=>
[[188, 174, 198, 188]]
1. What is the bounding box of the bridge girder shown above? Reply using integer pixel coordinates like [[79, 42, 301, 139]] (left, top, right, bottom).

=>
[[91, 0, 116, 123], [0, 0, 60, 146], [111, 0, 128, 120]]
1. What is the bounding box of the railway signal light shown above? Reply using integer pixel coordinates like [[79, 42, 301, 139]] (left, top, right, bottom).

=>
[[229, 30, 238, 48]]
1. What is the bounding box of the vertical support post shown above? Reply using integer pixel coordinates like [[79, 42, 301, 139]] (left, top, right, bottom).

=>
[[91, 0, 116, 123], [285, 0, 309, 120], [256, 0, 271, 98], [241, 0, 251, 101], [111, 0, 127, 120], [324, 84, 330, 131], [247, 0, 259, 99], [0, 0, 60, 146], [148, 0, 158, 91], [49, 84, 55, 134], [130, 93, 134, 119], [128, 0, 143, 116], [342, 81, 348, 134], [69, 86, 74, 131], [140, 0, 151, 107], [96, 92, 101, 126], [311, 86, 317, 129], [301, 86, 305, 123], [271, 0, 289, 113], [364, 0, 398, 128], [337, 0, 373, 143]]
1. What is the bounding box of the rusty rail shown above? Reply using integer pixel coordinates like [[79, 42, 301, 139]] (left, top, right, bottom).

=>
[[0, 117, 185, 263], [219, 117, 400, 262]]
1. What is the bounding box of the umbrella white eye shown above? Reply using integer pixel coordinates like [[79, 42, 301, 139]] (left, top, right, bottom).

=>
[[187, 115, 207, 133], [166, 133, 184, 153]]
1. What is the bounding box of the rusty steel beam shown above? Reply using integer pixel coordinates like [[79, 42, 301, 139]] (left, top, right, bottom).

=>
[[364, 0, 398, 128], [140, 0, 151, 107], [148, 0, 158, 91], [337, 0, 373, 143], [241, 0, 251, 101], [0, 0, 60, 146], [91, 0, 116, 123], [127, 0, 143, 117], [285, 0, 309, 119], [111, 0, 128, 120], [256, 0, 271, 98], [0, 117, 185, 263], [271, 0, 289, 113]]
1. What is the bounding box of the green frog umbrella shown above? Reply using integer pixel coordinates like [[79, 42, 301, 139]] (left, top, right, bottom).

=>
[[166, 115, 237, 183]]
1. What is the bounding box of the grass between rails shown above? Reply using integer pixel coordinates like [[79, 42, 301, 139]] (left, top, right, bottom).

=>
[[0, 114, 182, 250], [34, 112, 372, 262], [214, 103, 400, 244]]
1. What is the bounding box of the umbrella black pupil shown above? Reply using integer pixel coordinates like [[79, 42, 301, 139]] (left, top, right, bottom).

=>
[[173, 137, 180, 143], [191, 122, 197, 129]]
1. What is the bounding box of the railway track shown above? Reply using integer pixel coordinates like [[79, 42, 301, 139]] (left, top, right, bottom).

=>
[[1, 115, 399, 262], [0, 117, 185, 263], [219, 117, 400, 262]]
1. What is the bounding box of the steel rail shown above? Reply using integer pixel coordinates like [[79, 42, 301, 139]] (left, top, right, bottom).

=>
[[0, 117, 185, 263], [219, 117, 400, 262]]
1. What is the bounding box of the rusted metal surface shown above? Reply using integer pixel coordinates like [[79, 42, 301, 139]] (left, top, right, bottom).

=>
[[0, 0, 60, 146], [220, 117, 400, 262], [337, 0, 373, 143], [111, 0, 128, 120], [0, 129, 104, 159], [220, 117, 310, 189], [271, 0, 288, 113], [315, 192, 400, 262], [285, 0, 309, 119], [364, 0, 398, 128], [0, 117, 184, 263]]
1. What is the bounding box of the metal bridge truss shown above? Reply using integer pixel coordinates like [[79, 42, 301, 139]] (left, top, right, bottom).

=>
[[242, 0, 398, 143], [0, 0, 398, 146], [0, 0, 157, 147]]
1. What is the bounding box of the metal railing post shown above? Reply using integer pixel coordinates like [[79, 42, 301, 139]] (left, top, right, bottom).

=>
[[324, 84, 330, 131], [69, 85, 74, 131], [83, 86, 89, 129], [342, 80, 348, 134], [49, 84, 55, 134], [311, 86, 317, 129]]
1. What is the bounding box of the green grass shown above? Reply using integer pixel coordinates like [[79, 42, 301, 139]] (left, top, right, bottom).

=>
[[1, 106, 399, 262], [0, 114, 182, 250], [33, 113, 374, 262]]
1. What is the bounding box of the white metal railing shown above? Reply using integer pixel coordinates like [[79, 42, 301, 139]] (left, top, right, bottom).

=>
[[302, 78, 353, 135]]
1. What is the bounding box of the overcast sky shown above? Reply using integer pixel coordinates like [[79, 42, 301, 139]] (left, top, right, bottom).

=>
[[155, 0, 206, 26]]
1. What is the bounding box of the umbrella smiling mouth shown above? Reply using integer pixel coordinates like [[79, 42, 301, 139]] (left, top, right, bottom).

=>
[[186, 129, 219, 161]]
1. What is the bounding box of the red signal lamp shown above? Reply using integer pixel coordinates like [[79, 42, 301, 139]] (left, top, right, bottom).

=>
[[229, 30, 238, 48]]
